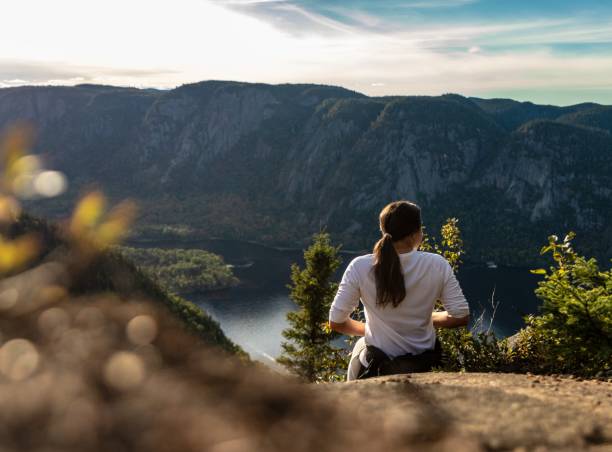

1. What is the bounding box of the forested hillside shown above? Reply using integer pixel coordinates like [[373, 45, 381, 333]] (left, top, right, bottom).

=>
[[1, 82, 610, 263]]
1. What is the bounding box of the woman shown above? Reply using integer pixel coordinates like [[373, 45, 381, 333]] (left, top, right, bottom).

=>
[[329, 201, 470, 380]]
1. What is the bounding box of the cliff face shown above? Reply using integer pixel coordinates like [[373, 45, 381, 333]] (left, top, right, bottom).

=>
[[1, 81, 610, 262]]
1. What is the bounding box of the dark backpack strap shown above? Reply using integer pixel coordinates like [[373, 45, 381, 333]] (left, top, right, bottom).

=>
[[356, 345, 390, 380]]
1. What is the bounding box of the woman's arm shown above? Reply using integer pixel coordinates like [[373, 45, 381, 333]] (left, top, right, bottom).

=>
[[329, 260, 363, 336], [438, 258, 470, 325], [329, 319, 366, 336], [432, 310, 469, 328]]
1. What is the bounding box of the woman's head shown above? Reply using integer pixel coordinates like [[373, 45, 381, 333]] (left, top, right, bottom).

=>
[[379, 201, 422, 244], [373, 201, 422, 307]]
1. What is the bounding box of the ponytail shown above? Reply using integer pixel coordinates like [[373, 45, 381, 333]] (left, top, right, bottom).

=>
[[373, 232, 406, 307], [373, 201, 421, 308]]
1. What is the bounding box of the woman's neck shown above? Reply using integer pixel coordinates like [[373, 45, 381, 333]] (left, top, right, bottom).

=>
[[390, 231, 423, 254], [394, 243, 416, 255]]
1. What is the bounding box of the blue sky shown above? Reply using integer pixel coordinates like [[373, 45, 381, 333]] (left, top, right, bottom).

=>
[[2, 0, 612, 105]]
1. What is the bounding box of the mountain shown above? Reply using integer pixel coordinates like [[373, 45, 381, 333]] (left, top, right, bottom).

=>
[[1, 81, 611, 264], [469, 97, 600, 131], [558, 106, 612, 134]]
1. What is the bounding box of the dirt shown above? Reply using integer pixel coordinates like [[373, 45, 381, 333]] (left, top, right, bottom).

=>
[[0, 262, 610, 451], [321, 372, 612, 451]]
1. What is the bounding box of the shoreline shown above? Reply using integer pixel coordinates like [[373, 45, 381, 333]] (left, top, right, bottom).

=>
[[127, 235, 531, 269], [127, 234, 368, 255]]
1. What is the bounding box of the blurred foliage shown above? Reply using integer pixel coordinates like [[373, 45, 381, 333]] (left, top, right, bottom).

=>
[[0, 233, 39, 275], [69, 191, 136, 254], [511, 233, 612, 376], [117, 246, 238, 294], [0, 125, 42, 274], [278, 232, 347, 382]]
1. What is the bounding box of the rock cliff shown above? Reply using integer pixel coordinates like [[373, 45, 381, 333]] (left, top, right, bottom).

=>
[[1, 81, 610, 263]]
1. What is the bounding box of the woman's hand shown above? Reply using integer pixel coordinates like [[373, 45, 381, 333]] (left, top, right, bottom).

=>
[[329, 319, 366, 336], [432, 310, 469, 328]]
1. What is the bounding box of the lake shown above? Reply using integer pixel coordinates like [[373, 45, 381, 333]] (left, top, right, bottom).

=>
[[141, 239, 544, 366]]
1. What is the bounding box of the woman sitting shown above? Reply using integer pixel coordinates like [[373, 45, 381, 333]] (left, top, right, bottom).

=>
[[329, 201, 470, 380]]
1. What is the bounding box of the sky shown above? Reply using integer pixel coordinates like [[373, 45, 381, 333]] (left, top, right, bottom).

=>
[[1, 0, 612, 105]]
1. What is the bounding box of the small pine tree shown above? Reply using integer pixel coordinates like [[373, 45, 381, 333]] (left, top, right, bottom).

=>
[[277, 232, 346, 382]]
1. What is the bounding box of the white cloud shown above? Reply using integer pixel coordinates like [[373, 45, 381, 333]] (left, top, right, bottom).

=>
[[0, 60, 178, 88], [273, 3, 356, 34], [397, 0, 478, 8], [219, 0, 286, 3], [0, 0, 610, 105]]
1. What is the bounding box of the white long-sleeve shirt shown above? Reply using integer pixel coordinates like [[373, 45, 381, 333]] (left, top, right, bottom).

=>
[[329, 251, 469, 358]]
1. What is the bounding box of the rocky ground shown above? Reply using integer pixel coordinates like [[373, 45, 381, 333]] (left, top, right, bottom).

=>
[[322, 372, 612, 451]]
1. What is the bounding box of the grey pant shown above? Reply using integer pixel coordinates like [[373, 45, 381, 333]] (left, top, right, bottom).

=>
[[347, 337, 367, 381]]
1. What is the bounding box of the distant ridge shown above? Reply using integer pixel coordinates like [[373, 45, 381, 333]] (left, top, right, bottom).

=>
[[1, 80, 610, 264]]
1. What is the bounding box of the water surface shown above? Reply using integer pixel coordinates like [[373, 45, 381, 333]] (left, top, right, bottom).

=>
[[141, 239, 543, 364]]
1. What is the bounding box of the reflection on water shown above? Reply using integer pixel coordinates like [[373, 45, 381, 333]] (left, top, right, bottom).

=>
[[137, 239, 543, 364], [194, 290, 293, 366]]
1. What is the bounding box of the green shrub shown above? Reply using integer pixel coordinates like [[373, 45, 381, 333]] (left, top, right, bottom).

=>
[[436, 305, 513, 372], [427, 228, 611, 376], [512, 233, 612, 376]]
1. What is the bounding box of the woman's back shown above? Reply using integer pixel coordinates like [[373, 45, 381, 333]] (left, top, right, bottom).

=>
[[329, 250, 468, 358]]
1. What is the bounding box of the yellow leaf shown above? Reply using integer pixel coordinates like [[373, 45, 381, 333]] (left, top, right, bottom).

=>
[[530, 269, 547, 275], [0, 234, 39, 273], [70, 192, 107, 235]]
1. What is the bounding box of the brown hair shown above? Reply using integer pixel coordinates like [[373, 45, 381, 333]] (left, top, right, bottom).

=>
[[373, 201, 422, 307]]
